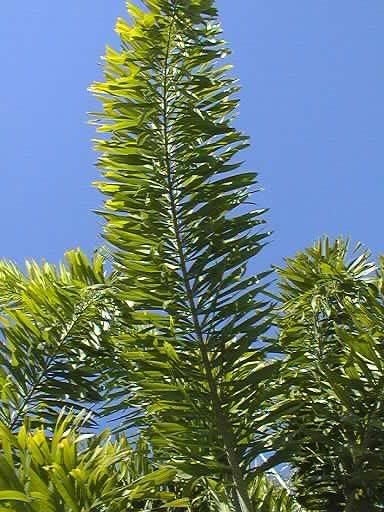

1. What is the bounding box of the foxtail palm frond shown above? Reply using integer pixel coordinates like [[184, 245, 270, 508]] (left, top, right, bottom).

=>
[[91, 1, 297, 509], [276, 238, 384, 510], [0, 250, 118, 430]]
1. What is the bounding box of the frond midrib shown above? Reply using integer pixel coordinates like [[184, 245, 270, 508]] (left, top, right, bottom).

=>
[[159, 7, 253, 512]]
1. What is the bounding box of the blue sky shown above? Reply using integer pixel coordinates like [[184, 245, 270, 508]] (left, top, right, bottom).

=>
[[1, 1, 383, 271]]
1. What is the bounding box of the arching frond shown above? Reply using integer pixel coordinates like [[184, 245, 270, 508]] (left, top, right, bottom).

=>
[[0, 250, 117, 430]]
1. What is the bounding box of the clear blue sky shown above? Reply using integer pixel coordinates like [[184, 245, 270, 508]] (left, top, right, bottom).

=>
[[1, 1, 383, 271]]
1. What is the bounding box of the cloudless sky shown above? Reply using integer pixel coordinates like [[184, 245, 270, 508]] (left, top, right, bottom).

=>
[[1, 1, 383, 272]]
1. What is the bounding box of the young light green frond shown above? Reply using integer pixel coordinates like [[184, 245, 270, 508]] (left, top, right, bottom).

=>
[[92, 2, 281, 510], [0, 414, 177, 511]]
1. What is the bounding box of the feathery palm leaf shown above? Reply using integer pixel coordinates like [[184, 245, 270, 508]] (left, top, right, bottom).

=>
[[276, 238, 384, 511], [91, 1, 296, 509], [0, 250, 117, 431], [0, 413, 181, 511]]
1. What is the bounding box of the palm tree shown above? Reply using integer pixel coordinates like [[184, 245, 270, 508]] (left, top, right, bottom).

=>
[[2, 1, 382, 511], [276, 238, 384, 511]]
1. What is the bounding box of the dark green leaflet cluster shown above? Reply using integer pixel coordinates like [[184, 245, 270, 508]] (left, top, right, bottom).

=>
[[276, 239, 384, 511], [91, 0, 281, 508]]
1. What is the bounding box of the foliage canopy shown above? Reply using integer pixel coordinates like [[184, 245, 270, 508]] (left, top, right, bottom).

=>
[[0, 1, 382, 511]]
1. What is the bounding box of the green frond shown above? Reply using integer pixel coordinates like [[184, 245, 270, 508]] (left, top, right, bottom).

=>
[[0, 250, 118, 431], [0, 414, 180, 511], [276, 237, 384, 510], [91, 1, 290, 509]]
